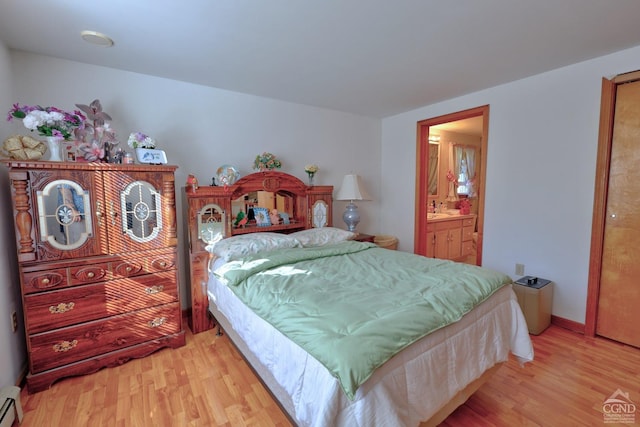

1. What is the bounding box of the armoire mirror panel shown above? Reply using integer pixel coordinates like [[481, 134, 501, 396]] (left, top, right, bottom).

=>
[[121, 181, 162, 243], [36, 179, 93, 250], [198, 203, 226, 244]]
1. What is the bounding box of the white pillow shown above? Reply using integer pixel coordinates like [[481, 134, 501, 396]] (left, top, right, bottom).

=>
[[290, 227, 355, 247], [210, 232, 302, 261]]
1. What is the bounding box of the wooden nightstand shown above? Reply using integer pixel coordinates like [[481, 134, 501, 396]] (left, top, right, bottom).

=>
[[353, 233, 375, 243]]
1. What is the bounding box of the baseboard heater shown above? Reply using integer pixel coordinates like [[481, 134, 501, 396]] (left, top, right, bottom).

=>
[[0, 386, 22, 427]]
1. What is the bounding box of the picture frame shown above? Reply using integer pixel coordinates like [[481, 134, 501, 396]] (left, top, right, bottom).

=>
[[62, 141, 79, 162], [279, 212, 290, 225], [252, 207, 272, 227], [135, 148, 168, 164]]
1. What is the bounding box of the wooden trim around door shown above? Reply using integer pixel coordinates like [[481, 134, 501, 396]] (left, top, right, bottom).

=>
[[414, 105, 489, 265]]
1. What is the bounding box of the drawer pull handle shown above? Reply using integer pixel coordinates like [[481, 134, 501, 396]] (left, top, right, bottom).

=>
[[87, 272, 95, 278], [125, 266, 133, 272], [41, 278, 50, 285], [159, 261, 167, 268], [53, 340, 78, 352], [49, 302, 75, 314], [148, 317, 166, 328], [145, 285, 164, 295]]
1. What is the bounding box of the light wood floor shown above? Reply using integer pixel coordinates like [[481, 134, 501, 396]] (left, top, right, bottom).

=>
[[17, 325, 640, 426]]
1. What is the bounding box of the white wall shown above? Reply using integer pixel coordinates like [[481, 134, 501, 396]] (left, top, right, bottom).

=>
[[0, 41, 27, 388], [381, 44, 640, 324], [2, 51, 381, 316]]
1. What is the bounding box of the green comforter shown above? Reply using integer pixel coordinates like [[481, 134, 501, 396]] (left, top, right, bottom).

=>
[[215, 241, 511, 399]]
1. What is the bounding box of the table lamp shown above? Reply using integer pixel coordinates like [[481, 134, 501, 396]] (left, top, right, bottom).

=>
[[335, 174, 371, 232]]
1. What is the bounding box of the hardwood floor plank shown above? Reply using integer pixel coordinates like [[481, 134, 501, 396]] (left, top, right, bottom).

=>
[[17, 325, 640, 426]]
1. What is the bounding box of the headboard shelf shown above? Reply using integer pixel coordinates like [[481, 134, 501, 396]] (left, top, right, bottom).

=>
[[184, 170, 333, 333], [232, 222, 305, 235]]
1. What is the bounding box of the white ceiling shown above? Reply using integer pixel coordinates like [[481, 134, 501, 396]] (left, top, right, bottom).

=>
[[2, 1, 640, 118], [432, 117, 484, 137]]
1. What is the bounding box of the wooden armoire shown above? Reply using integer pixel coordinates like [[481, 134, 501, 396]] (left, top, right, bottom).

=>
[[3, 160, 186, 392]]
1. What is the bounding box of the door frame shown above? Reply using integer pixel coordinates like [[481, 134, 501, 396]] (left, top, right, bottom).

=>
[[414, 105, 489, 265], [585, 70, 640, 337]]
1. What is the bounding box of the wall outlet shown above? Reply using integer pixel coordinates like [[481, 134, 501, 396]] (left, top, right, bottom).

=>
[[11, 310, 18, 333], [515, 263, 525, 276]]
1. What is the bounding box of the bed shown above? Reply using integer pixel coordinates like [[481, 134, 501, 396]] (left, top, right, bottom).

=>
[[184, 171, 533, 427]]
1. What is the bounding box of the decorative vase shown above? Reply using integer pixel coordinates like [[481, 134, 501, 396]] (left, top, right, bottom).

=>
[[307, 172, 315, 186], [46, 136, 63, 162]]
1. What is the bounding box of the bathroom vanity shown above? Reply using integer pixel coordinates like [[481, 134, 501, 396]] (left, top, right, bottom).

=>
[[425, 213, 476, 261]]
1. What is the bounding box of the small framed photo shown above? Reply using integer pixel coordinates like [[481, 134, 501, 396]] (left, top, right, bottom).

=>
[[279, 212, 290, 225], [135, 148, 168, 164], [252, 207, 271, 227], [62, 141, 79, 162]]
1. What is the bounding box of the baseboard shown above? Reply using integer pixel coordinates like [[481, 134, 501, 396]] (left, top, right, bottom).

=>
[[551, 315, 585, 334]]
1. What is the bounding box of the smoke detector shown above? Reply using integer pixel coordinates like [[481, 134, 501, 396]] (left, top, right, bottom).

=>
[[80, 30, 114, 47]]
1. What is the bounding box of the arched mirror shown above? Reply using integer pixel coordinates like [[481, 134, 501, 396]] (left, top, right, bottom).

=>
[[121, 181, 162, 243], [312, 200, 328, 228], [36, 179, 92, 250], [198, 203, 226, 245], [198, 203, 225, 273]]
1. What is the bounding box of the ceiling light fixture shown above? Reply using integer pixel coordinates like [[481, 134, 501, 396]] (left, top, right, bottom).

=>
[[80, 30, 114, 47]]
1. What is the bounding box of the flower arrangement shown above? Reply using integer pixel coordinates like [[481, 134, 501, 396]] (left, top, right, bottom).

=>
[[304, 164, 318, 185], [74, 99, 119, 162], [7, 103, 85, 140], [253, 152, 282, 171], [128, 132, 157, 149], [459, 198, 472, 215]]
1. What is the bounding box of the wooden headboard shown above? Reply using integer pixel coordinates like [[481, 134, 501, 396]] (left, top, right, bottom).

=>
[[184, 171, 333, 333]]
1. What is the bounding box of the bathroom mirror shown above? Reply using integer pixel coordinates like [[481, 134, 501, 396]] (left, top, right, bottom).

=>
[[428, 142, 439, 196]]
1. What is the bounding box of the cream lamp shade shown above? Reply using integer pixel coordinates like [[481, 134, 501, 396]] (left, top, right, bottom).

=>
[[335, 174, 371, 232]]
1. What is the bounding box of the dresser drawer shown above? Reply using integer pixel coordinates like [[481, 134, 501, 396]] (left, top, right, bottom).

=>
[[22, 269, 68, 295], [24, 271, 178, 333], [29, 302, 181, 373], [110, 251, 176, 277], [462, 226, 475, 241], [462, 217, 476, 227], [462, 240, 474, 256], [147, 252, 176, 273], [69, 263, 109, 285], [112, 259, 145, 277], [426, 219, 462, 232]]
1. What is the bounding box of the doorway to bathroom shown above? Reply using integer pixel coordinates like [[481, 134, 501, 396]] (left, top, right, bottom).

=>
[[414, 105, 489, 265]]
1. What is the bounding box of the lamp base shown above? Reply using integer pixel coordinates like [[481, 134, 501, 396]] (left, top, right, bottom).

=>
[[343, 202, 360, 232]]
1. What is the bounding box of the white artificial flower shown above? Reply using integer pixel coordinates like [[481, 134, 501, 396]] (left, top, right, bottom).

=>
[[22, 114, 42, 130], [128, 132, 156, 149], [305, 164, 319, 173], [45, 111, 64, 124]]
